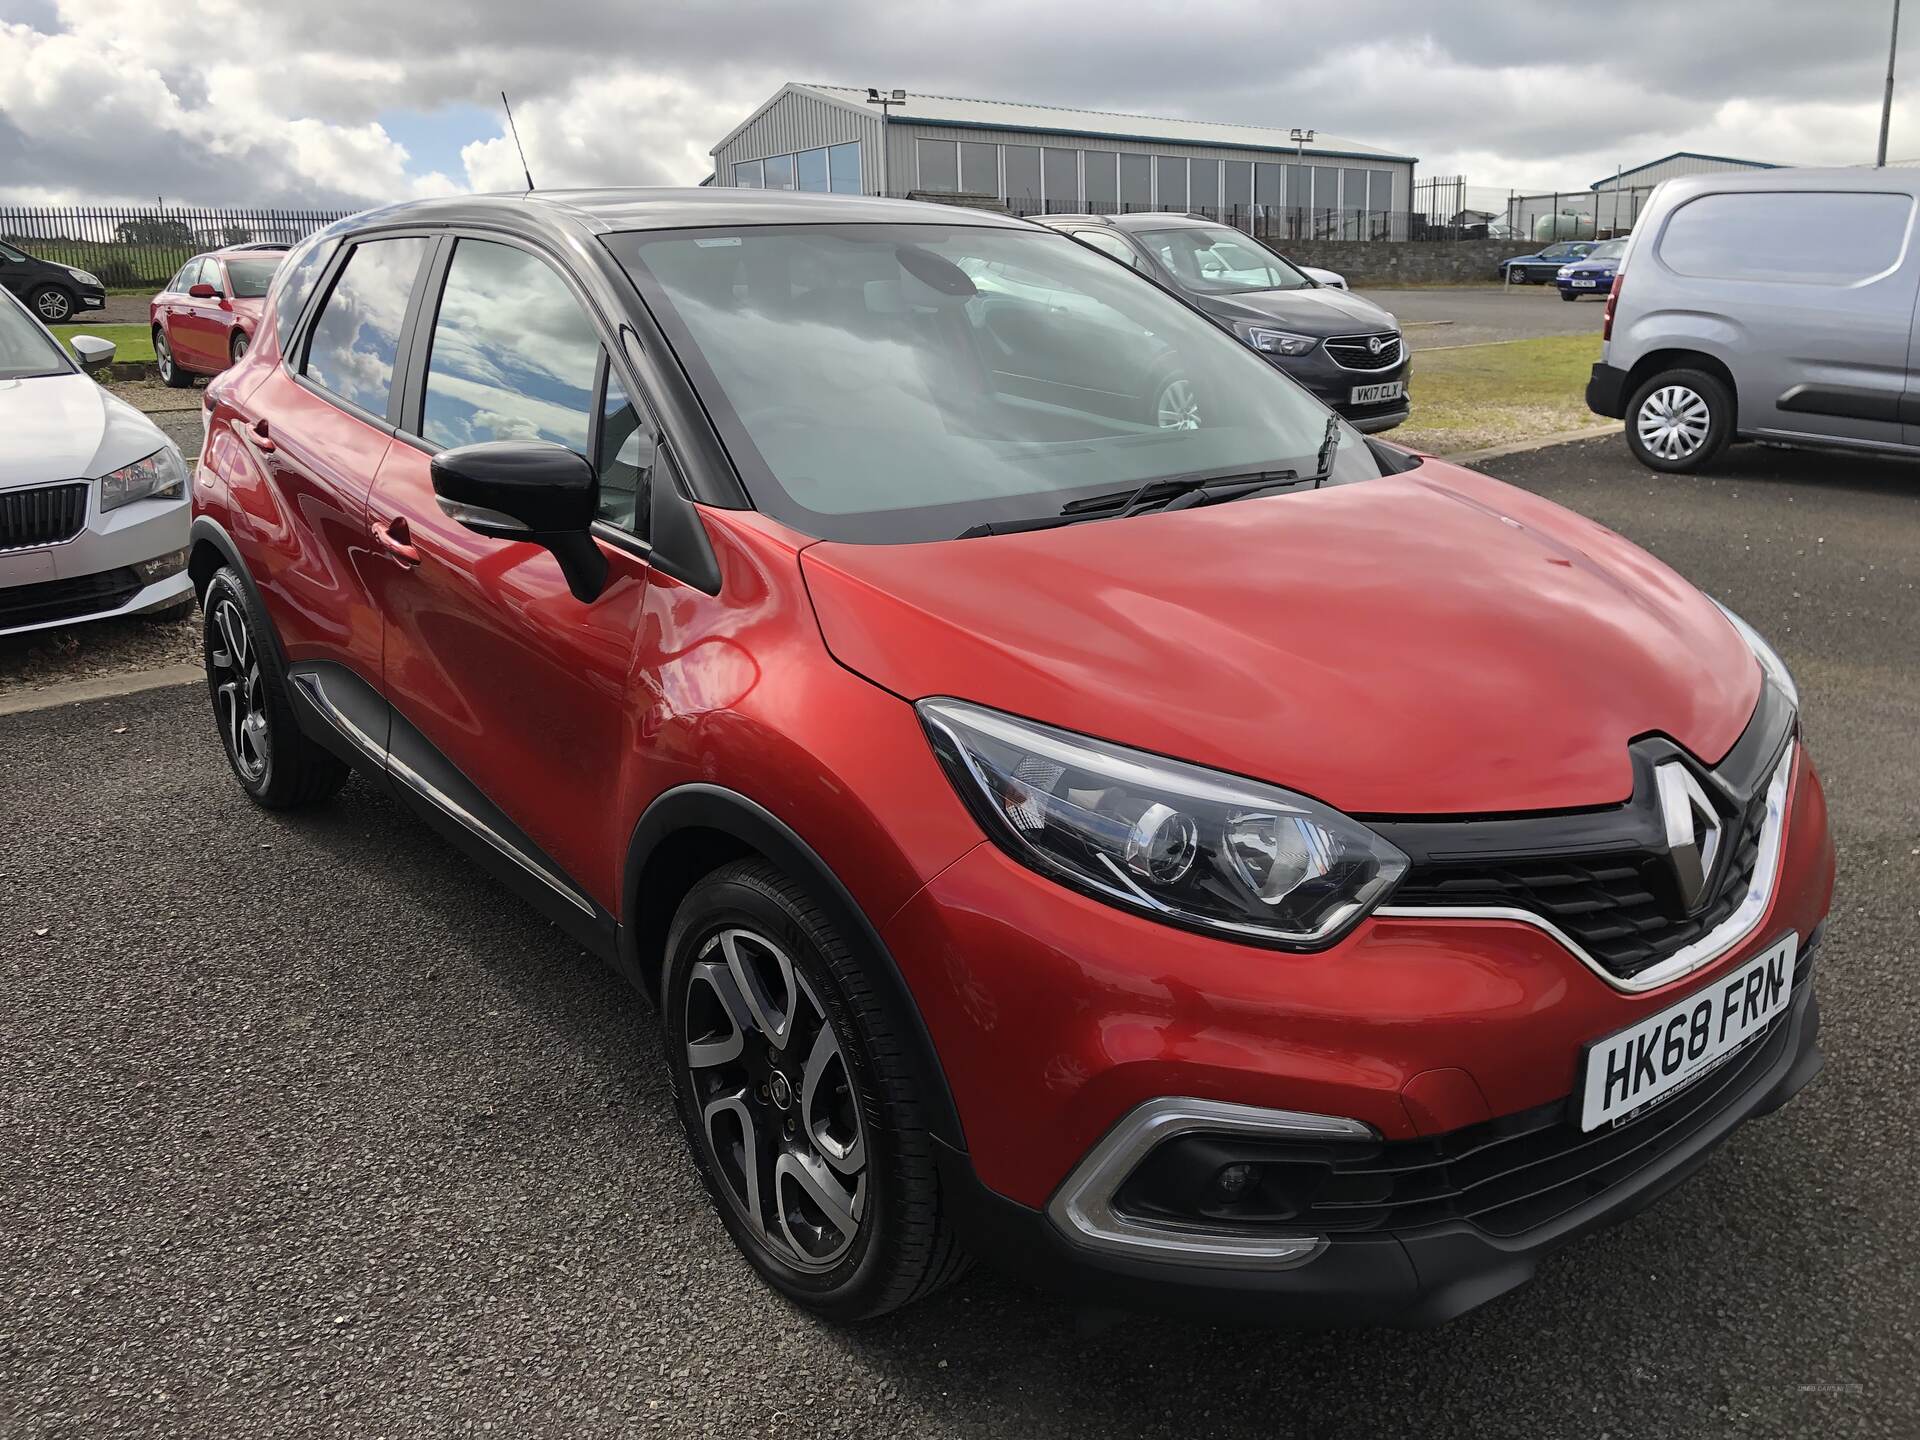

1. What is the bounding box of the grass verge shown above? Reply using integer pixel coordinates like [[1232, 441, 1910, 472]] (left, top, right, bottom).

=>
[[49, 323, 155, 364], [1394, 333, 1605, 455]]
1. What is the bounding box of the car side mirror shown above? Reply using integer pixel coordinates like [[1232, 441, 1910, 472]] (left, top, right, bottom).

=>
[[430, 440, 607, 603], [69, 335, 116, 373], [188, 282, 217, 299]]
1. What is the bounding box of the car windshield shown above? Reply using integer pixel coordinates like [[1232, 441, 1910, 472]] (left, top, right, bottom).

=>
[[1587, 239, 1628, 261], [225, 257, 280, 297], [606, 223, 1377, 543], [1131, 224, 1312, 294], [0, 296, 71, 380]]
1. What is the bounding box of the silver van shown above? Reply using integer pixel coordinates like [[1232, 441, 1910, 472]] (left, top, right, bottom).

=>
[[1586, 167, 1920, 472]]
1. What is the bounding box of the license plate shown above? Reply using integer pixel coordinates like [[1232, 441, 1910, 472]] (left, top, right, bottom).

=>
[[1571, 279, 1598, 288], [1577, 935, 1796, 1131], [1350, 380, 1404, 405]]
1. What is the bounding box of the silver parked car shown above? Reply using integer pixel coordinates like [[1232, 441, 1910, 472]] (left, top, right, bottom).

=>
[[0, 287, 192, 635], [1587, 166, 1920, 473]]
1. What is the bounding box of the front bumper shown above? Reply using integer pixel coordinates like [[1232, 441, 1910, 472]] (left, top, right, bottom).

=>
[[0, 490, 191, 636], [939, 960, 1822, 1326], [1263, 348, 1411, 433]]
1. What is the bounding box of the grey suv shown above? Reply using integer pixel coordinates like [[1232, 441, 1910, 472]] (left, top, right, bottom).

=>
[[1587, 167, 1920, 472]]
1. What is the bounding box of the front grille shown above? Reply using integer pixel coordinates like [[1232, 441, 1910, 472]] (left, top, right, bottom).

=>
[[1118, 956, 1810, 1244], [0, 567, 141, 630], [1324, 332, 1402, 371], [0, 482, 89, 551], [1391, 784, 1770, 980]]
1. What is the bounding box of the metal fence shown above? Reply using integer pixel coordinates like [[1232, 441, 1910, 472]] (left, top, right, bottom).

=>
[[0, 205, 355, 287], [895, 175, 1487, 243], [1503, 186, 1655, 244]]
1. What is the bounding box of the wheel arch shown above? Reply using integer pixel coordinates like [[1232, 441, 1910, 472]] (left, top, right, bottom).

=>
[[189, 516, 287, 666], [622, 783, 966, 1150], [1624, 349, 1739, 429]]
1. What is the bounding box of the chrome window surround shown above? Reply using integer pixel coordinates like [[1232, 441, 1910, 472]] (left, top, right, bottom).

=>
[[1376, 740, 1796, 995], [1045, 1097, 1375, 1268]]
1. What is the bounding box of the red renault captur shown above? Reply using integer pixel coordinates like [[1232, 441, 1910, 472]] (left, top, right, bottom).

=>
[[189, 190, 1832, 1326]]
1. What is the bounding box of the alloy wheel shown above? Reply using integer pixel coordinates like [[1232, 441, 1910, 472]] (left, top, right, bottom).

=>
[[208, 597, 271, 784], [231, 333, 249, 363], [155, 335, 174, 383], [683, 926, 867, 1273], [1636, 384, 1711, 462], [36, 290, 71, 321], [1156, 377, 1201, 430]]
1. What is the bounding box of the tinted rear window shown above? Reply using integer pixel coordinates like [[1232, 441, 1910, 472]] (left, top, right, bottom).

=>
[[302, 236, 428, 418], [1658, 191, 1914, 284]]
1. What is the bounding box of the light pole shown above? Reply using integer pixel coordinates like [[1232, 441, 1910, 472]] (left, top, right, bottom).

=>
[[1290, 128, 1315, 235], [865, 87, 907, 195], [1879, 0, 1902, 167]]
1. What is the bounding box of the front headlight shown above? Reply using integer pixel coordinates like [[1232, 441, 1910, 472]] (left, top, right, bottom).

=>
[[99, 446, 188, 513], [1243, 327, 1318, 357], [1711, 599, 1798, 709], [919, 699, 1408, 947], [68, 267, 102, 287]]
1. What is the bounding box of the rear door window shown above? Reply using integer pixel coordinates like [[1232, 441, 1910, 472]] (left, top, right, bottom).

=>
[[1658, 191, 1915, 284], [303, 236, 430, 419], [418, 239, 600, 453]]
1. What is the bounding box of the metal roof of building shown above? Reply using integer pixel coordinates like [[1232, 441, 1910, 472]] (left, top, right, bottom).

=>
[[712, 83, 1417, 164], [1588, 151, 1782, 189]]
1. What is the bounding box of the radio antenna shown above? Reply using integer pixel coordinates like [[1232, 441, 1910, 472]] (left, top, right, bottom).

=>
[[501, 90, 535, 191]]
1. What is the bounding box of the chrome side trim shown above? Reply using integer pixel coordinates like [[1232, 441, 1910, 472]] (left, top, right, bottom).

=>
[[1377, 740, 1796, 995], [1045, 1097, 1375, 1269], [291, 670, 596, 918]]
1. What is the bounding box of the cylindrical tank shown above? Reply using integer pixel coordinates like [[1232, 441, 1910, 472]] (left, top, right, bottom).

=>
[[1533, 211, 1597, 242]]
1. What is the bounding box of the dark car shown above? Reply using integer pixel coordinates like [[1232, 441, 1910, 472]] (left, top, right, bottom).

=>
[[1500, 240, 1599, 285], [1037, 214, 1409, 433], [0, 239, 108, 324], [149, 246, 286, 385], [1555, 238, 1627, 300]]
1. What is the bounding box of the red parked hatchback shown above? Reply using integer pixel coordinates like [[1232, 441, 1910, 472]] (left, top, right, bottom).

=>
[[190, 190, 1832, 1326], [150, 245, 284, 386]]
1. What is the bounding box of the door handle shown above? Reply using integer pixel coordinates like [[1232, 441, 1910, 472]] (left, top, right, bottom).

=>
[[247, 417, 276, 453], [372, 516, 421, 567]]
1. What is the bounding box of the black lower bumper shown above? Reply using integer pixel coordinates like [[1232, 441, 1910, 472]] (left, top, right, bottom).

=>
[[941, 973, 1822, 1328], [1587, 361, 1630, 419]]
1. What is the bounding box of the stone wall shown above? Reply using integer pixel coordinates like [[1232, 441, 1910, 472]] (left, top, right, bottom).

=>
[[1276, 239, 1518, 287]]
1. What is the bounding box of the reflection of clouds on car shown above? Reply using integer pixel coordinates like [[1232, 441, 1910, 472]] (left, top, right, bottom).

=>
[[304, 237, 427, 416], [421, 241, 598, 453]]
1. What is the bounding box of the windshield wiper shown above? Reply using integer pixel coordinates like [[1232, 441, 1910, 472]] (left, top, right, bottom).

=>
[[954, 421, 1344, 539]]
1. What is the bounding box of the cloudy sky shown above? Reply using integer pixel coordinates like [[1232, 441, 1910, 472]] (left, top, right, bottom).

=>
[[0, 0, 1910, 210]]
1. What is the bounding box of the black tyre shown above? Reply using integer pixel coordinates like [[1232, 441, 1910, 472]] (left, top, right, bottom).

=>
[[155, 327, 193, 388], [29, 285, 73, 323], [201, 567, 348, 809], [663, 859, 967, 1321], [1624, 367, 1733, 474], [1559, 289, 1580, 302]]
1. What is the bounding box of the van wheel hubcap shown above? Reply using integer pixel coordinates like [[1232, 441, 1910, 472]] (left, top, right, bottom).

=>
[[1637, 384, 1711, 460], [684, 927, 867, 1273], [208, 598, 270, 782]]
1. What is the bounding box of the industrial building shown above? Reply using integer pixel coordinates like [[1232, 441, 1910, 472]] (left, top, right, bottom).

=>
[[710, 83, 1420, 239]]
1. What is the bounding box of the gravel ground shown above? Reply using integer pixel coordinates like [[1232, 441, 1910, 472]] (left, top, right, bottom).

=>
[[1370, 283, 1605, 350], [2, 434, 1916, 1438]]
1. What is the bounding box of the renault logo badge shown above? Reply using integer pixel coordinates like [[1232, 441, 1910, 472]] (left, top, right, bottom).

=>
[[1655, 762, 1722, 912]]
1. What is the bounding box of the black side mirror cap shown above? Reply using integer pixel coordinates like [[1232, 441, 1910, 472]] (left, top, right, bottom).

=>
[[430, 440, 607, 603]]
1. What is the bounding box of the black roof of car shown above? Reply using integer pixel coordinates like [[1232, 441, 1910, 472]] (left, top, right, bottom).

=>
[[336, 188, 1042, 239]]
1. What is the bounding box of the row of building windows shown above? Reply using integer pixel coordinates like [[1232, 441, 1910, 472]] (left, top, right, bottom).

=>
[[912, 137, 1397, 221], [732, 142, 863, 194]]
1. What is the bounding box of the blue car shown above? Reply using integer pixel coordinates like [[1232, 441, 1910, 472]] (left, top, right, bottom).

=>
[[1498, 240, 1598, 284], [1555, 238, 1627, 300]]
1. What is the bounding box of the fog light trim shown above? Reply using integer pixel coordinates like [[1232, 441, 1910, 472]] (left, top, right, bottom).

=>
[[1046, 1097, 1374, 1269]]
